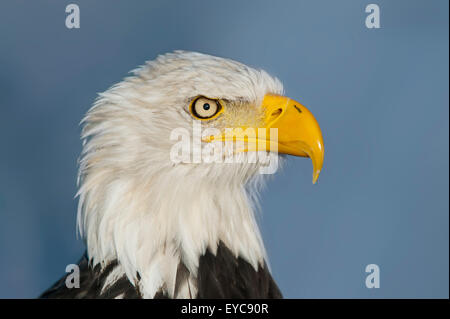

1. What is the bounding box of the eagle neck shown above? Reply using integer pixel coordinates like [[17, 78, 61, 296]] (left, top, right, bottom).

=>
[[80, 169, 267, 298]]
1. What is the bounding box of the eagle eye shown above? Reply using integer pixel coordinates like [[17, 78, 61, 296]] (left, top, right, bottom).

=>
[[190, 96, 223, 120]]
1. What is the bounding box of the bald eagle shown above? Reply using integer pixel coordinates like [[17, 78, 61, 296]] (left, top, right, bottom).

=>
[[40, 51, 324, 299]]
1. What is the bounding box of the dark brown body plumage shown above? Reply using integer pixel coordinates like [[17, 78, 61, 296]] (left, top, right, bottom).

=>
[[40, 242, 282, 299]]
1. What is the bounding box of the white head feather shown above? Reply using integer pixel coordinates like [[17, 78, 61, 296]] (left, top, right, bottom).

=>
[[76, 51, 284, 298]]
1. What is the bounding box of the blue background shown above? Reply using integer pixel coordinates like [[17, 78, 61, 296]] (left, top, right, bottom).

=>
[[0, 0, 448, 298]]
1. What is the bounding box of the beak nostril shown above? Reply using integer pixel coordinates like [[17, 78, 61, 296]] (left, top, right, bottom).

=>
[[270, 108, 283, 120]]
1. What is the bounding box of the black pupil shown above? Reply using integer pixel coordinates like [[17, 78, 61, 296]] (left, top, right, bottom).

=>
[[203, 103, 210, 111]]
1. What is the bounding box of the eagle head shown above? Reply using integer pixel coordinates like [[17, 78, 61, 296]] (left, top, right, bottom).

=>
[[76, 51, 324, 298]]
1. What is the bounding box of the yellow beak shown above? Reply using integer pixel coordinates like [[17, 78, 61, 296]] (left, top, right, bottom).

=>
[[261, 94, 324, 183], [205, 94, 324, 183]]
